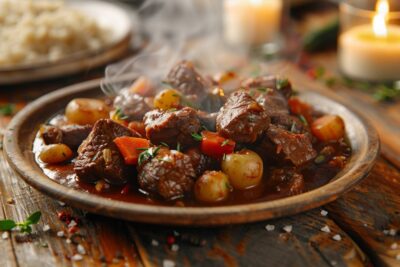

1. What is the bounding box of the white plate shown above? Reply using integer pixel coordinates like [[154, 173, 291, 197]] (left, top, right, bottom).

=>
[[0, 0, 135, 85]]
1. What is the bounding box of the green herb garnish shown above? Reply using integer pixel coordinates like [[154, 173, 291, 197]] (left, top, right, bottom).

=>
[[161, 81, 173, 87], [0, 211, 42, 234], [299, 115, 308, 126], [276, 78, 289, 90], [191, 133, 203, 142], [114, 108, 129, 120], [0, 104, 16, 116], [314, 155, 326, 164], [221, 140, 229, 147], [160, 142, 169, 148], [176, 142, 181, 152], [138, 146, 161, 165]]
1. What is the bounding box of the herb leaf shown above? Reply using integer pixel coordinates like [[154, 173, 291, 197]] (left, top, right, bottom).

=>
[[176, 142, 181, 152], [0, 104, 16, 116], [221, 140, 229, 147], [191, 133, 203, 142], [0, 220, 16, 231], [276, 78, 289, 90], [26, 211, 41, 224]]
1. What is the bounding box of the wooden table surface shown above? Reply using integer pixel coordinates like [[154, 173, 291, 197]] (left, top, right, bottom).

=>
[[1, 3, 400, 266]]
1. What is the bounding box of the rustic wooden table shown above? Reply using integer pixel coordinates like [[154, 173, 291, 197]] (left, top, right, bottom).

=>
[[1, 1, 400, 264]]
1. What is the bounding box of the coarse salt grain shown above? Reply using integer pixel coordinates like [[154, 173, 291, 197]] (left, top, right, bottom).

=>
[[265, 224, 275, 231], [389, 229, 397, 236], [391, 243, 398, 250], [42, 224, 50, 232], [77, 244, 86, 255], [151, 239, 159, 246], [68, 220, 77, 228], [320, 225, 330, 233], [71, 254, 83, 261], [332, 234, 342, 241], [330, 260, 337, 266], [320, 210, 328, 216], [2, 232, 9, 240], [57, 201, 66, 207], [283, 225, 292, 233], [66, 238, 71, 244], [57, 231, 64, 237], [163, 259, 175, 267], [171, 244, 179, 252]]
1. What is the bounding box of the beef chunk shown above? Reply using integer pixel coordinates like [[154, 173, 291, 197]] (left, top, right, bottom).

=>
[[137, 149, 196, 200], [268, 168, 305, 195], [113, 89, 151, 121], [197, 111, 217, 132], [242, 76, 293, 99], [266, 125, 316, 166], [256, 88, 290, 121], [216, 91, 270, 143], [144, 107, 201, 148], [74, 119, 139, 185], [165, 60, 210, 98], [42, 124, 92, 149], [185, 147, 214, 177]]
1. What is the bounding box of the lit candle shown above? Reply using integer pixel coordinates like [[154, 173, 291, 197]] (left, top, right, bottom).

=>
[[339, 0, 400, 81], [223, 0, 282, 47]]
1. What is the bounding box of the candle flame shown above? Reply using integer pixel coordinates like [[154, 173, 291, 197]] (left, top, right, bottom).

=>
[[372, 0, 389, 37]]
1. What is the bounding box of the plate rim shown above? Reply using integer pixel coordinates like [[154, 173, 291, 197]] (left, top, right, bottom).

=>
[[3, 77, 380, 226]]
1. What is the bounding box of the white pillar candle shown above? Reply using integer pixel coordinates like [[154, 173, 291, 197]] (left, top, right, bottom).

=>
[[223, 0, 282, 47], [339, 0, 400, 81], [339, 25, 400, 81]]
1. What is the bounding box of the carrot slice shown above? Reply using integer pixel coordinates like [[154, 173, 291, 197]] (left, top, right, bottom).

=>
[[200, 131, 235, 159], [114, 137, 150, 165]]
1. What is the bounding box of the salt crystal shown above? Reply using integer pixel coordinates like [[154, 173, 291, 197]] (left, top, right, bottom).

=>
[[391, 243, 398, 250], [283, 225, 292, 233], [42, 224, 50, 232], [320, 210, 328, 216], [163, 259, 175, 267], [77, 244, 86, 255], [2, 232, 9, 240], [332, 234, 342, 241], [320, 225, 331, 233], [171, 244, 179, 252], [151, 239, 159, 246], [265, 224, 275, 231], [66, 238, 71, 244], [396, 254, 400, 261], [330, 260, 337, 266], [71, 254, 83, 261], [57, 201, 66, 206], [383, 230, 390, 235], [68, 220, 77, 228], [57, 231, 64, 237], [389, 229, 397, 236]]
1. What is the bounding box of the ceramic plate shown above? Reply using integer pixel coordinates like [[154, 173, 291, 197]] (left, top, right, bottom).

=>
[[0, 0, 135, 85], [4, 77, 380, 226]]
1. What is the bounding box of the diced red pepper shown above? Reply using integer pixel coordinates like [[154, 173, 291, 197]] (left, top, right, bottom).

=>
[[200, 131, 235, 159], [114, 137, 150, 165]]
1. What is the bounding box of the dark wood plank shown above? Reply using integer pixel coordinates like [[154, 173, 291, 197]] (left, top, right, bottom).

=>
[[128, 210, 370, 267], [327, 158, 400, 267]]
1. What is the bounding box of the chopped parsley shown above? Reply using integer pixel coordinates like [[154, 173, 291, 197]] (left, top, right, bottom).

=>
[[221, 139, 229, 147], [191, 133, 203, 142], [299, 115, 308, 126], [176, 142, 181, 152], [0, 104, 16, 116], [114, 108, 129, 120], [160, 142, 169, 148], [276, 78, 289, 90], [138, 146, 161, 165]]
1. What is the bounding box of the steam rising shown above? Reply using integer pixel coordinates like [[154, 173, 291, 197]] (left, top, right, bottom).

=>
[[101, 0, 230, 95]]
